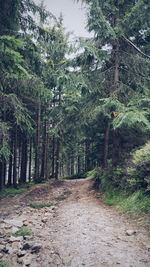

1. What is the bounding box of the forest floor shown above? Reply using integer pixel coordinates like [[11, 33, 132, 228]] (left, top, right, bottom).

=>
[[0, 179, 150, 267]]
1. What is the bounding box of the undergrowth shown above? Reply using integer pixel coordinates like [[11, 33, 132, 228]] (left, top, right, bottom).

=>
[[104, 191, 150, 214], [0, 261, 11, 267], [0, 188, 27, 199], [13, 226, 32, 237]]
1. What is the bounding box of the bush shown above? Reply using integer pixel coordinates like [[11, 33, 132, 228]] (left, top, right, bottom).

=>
[[126, 142, 150, 192]]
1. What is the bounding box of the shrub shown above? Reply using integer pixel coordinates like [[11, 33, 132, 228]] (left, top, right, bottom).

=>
[[13, 227, 32, 237], [126, 142, 150, 192]]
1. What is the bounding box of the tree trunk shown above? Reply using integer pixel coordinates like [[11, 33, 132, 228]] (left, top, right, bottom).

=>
[[85, 140, 91, 171], [0, 161, 4, 191], [20, 136, 28, 184], [71, 151, 74, 176], [55, 138, 60, 180], [35, 101, 41, 183], [13, 126, 17, 188], [28, 139, 32, 182], [8, 138, 13, 186], [40, 119, 48, 181], [112, 131, 120, 167], [102, 120, 110, 169], [52, 136, 55, 178], [3, 161, 6, 186]]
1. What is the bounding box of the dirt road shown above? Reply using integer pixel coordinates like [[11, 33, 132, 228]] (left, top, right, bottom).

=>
[[0, 179, 150, 266]]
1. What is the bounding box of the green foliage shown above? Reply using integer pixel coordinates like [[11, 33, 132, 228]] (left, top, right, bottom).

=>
[[0, 36, 29, 77], [104, 190, 150, 214], [126, 142, 150, 192], [0, 261, 11, 267], [118, 191, 150, 214], [54, 195, 67, 201], [133, 142, 150, 165], [63, 189, 72, 196], [113, 109, 150, 133], [13, 227, 32, 237], [30, 203, 54, 209], [0, 188, 27, 199]]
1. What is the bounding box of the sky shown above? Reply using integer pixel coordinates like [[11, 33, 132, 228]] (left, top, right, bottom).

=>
[[34, 0, 91, 40]]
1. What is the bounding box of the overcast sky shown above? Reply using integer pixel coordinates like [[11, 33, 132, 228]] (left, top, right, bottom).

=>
[[34, 0, 91, 39]]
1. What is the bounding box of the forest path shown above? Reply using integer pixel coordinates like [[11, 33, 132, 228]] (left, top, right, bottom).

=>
[[0, 179, 150, 267]]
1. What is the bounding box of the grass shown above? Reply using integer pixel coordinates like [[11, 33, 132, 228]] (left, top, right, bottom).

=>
[[13, 227, 32, 237], [0, 261, 11, 267], [104, 190, 150, 214], [0, 188, 27, 199], [30, 202, 55, 209], [63, 189, 72, 196], [54, 195, 67, 201]]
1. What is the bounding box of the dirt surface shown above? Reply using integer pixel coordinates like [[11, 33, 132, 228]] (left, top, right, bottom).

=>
[[0, 179, 150, 267]]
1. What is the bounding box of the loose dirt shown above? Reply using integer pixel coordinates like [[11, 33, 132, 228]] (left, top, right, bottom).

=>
[[0, 179, 150, 267]]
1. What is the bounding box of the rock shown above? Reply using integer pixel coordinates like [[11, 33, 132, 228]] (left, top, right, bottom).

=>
[[17, 250, 26, 257], [9, 236, 23, 243], [0, 244, 5, 251], [5, 244, 13, 254], [17, 257, 23, 264], [4, 219, 23, 228], [23, 221, 28, 226], [22, 254, 32, 266], [11, 226, 19, 233], [23, 235, 33, 241], [22, 243, 31, 250], [0, 253, 3, 259], [31, 244, 42, 254], [125, 230, 136, 236], [12, 241, 22, 250], [41, 217, 48, 223]]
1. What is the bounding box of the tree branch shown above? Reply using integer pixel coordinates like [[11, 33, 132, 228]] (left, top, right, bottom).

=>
[[122, 36, 150, 60]]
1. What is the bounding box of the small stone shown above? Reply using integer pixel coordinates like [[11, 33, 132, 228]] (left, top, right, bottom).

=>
[[17, 257, 23, 264], [0, 244, 5, 251], [5, 244, 13, 254], [126, 230, 136, 236], [9, 236, 23, 242], [41, 217, 48, 223], [4, 219, 23, 228], [11, 226, 19, 233], [22, 255, 32, 266], [17, 250, 26, 257], [31, 244, 42, 253], [22, 243, 31, 250], [12, 241, 21, 250], [23, 222, 28, 226], [0, 253, 3, 259], [23, 235, 33, 241]]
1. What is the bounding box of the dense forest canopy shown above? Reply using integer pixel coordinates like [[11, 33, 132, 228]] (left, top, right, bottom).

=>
[[0, 0, 150, 196]]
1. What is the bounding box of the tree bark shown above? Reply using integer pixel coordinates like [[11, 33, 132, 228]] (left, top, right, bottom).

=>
[[0, 162, 4, 191], [13, 126, 17, 188], [28, 139, 32, 182], [8, 137, 13, 186], [35, 101, 41, 183], [102, 121, 110, 169], [52, 136, 55, 178], [112, 131, 120, 167], [20, 136, 28, 184], [55, 138, 60, 179]]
